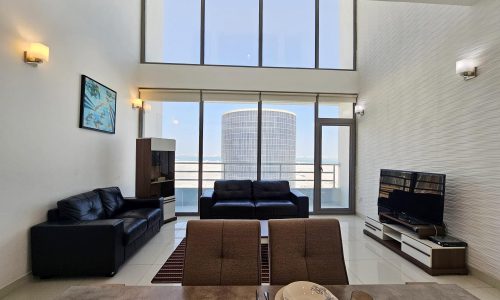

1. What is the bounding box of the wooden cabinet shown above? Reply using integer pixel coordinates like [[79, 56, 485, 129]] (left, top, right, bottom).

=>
[[136, 138, 176, 223]]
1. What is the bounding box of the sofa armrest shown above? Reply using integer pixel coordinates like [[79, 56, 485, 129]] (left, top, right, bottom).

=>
[[31, 219, 125, 277], [200, 190, 216, 219], [290, 190, 309, 218]]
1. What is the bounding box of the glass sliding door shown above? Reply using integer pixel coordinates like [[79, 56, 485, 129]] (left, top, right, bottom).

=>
[[314, 120, 354, 213]]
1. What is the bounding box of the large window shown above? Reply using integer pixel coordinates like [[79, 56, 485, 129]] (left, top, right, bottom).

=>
[[261, 99, 315, 211], [143, 98, 200, 213], [202, 101, 258, 191], [143, 0, 355, 69], [205, 0, 259, 66], [140, 89, 356, 214]]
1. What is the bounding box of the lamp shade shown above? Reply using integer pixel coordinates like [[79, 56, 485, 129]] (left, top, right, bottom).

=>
[[456, 59, 475, 75], [27, 43, 50, 63]]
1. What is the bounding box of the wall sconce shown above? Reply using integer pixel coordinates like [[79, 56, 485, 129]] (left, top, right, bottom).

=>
[[132, 99, 143, 109], [24, 43, 50, 66], [355, 104, 365, 117], [456, 59, 477, 80]]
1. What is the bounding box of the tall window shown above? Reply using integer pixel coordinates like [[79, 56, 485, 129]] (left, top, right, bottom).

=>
[[143, 0, 355, 69], [205, 0, 259, 66], [202, 101, 258, 192], [143, 100, 200, 213], [261, 99, 315, 211]]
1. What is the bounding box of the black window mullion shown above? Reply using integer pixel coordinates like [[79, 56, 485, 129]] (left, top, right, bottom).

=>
[[257, 94, 262, 180], [259, 0, 263, 67], [200, 0, 205, 65], [315, 0, 319, 68]]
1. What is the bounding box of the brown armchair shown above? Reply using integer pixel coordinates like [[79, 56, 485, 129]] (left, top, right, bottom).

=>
[[268, 218, 349, 285], [182, 220, 261, 286]]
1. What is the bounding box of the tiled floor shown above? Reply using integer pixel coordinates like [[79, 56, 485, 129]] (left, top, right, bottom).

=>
[[3, 215, 500, 299]]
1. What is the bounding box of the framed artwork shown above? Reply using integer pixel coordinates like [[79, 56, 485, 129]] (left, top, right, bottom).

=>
[[79, 75, 117, 134]]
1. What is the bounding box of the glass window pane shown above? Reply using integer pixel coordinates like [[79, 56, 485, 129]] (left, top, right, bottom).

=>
[[203, 102, 258, 191], [205, 0, 259, 66], [262, 102, 315, 212], [321, 126, 350, 208], [143, 101, 200, 213], [263, 0, 315, 68], [318, 102, 353, 118], [145, 0, 200, 64], [319, 0, 354, 69]]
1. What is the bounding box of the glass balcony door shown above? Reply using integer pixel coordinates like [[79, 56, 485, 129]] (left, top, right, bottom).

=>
[[314, 119, 355, 213]]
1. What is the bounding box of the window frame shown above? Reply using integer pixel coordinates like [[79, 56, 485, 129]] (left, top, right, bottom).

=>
[[140, 0, 357, 71]]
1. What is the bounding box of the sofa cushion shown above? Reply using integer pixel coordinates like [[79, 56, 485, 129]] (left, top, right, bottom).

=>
[[253, 181, 291, 200], [214, 180, 253, 201], [95, 187, 125, 217], [116, 208, 161, 228], [122, 218, 147, 245], [57, 191, 105, 221], [255, 200, 298, 219], [211, 200, 255, 218]]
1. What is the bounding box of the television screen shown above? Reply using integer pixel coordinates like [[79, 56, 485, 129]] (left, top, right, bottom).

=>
[[378, 169, 445, 225]]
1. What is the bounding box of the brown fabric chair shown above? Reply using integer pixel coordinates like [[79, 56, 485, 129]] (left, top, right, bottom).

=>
[[182, 220, 261, 286], [268, 218, 349, 285]]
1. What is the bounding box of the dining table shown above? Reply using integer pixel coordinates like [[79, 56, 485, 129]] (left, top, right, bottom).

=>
[[58, 283, 478, 299]]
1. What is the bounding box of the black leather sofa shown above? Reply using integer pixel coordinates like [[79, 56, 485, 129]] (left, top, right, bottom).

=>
[[200, 180, 309, 220], [31, 187, 163, 277]]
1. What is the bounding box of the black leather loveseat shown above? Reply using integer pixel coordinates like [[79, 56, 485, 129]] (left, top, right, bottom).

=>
[[31, 187, 163, 277], [200, 180, 309, 220]]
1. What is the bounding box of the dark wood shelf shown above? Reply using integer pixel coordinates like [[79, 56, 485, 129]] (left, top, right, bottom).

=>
[[379, 212, 445, 238]]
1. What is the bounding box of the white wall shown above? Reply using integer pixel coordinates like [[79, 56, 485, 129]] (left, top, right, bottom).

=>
[[0, 0, 140, 290], [138, 64, 359, 94], [357, 0, 500, 281]]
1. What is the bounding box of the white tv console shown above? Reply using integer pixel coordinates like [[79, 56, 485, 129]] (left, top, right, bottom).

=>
[[364, 215, 467, 276]]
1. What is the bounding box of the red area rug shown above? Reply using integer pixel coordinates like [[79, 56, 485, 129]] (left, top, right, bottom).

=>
[[151, 238, 270, 283]]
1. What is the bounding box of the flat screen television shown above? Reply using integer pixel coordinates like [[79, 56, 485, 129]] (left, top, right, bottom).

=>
[[377, 169, 446, 225]]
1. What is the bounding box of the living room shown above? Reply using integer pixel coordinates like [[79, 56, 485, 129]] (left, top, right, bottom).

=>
[[1, 0, 499, 299]]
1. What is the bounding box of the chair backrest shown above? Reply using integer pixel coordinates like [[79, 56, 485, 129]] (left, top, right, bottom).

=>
[[57, 191, 105, 221], [268, 218, 349, 285], [213, 180, 253, 201], [182, 220, 261, 286]]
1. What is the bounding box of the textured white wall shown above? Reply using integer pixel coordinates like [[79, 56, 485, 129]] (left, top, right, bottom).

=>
[[357, 0, 500, 280], [0, 0, 140, 289]]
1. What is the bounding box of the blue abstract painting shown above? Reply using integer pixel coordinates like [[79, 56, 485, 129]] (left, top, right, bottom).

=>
[[79, 75, 117, 134]]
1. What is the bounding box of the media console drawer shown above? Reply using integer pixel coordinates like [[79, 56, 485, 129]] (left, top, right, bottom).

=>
[[401, 235, 432, 256], [364, 217, 384, 240], [402, 242, 432, 268]]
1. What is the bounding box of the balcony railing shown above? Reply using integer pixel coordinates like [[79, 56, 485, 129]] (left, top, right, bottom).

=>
[[173, 161, 341, 212]]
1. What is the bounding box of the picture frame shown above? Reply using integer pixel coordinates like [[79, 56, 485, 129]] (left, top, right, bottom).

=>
[[79, 75, 117, 134]]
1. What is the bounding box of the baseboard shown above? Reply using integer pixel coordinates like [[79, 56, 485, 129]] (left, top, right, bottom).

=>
[[0, 272, 32, 298], [469, 266, 500, 289]]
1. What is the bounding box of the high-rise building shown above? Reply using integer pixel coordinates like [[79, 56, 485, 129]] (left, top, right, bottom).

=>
[[222, 109, 296, 180]]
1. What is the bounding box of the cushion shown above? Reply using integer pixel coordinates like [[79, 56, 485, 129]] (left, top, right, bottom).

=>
[[255, 200, 297, 219], [214, 180, 253, 201], [253, 181, 290, 200], [211, 200, 255, 219], [116, 208, 161, 228], [122, 218, 147, 245], [57, 191, 105, 221], [95, 187, 125, 217]]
